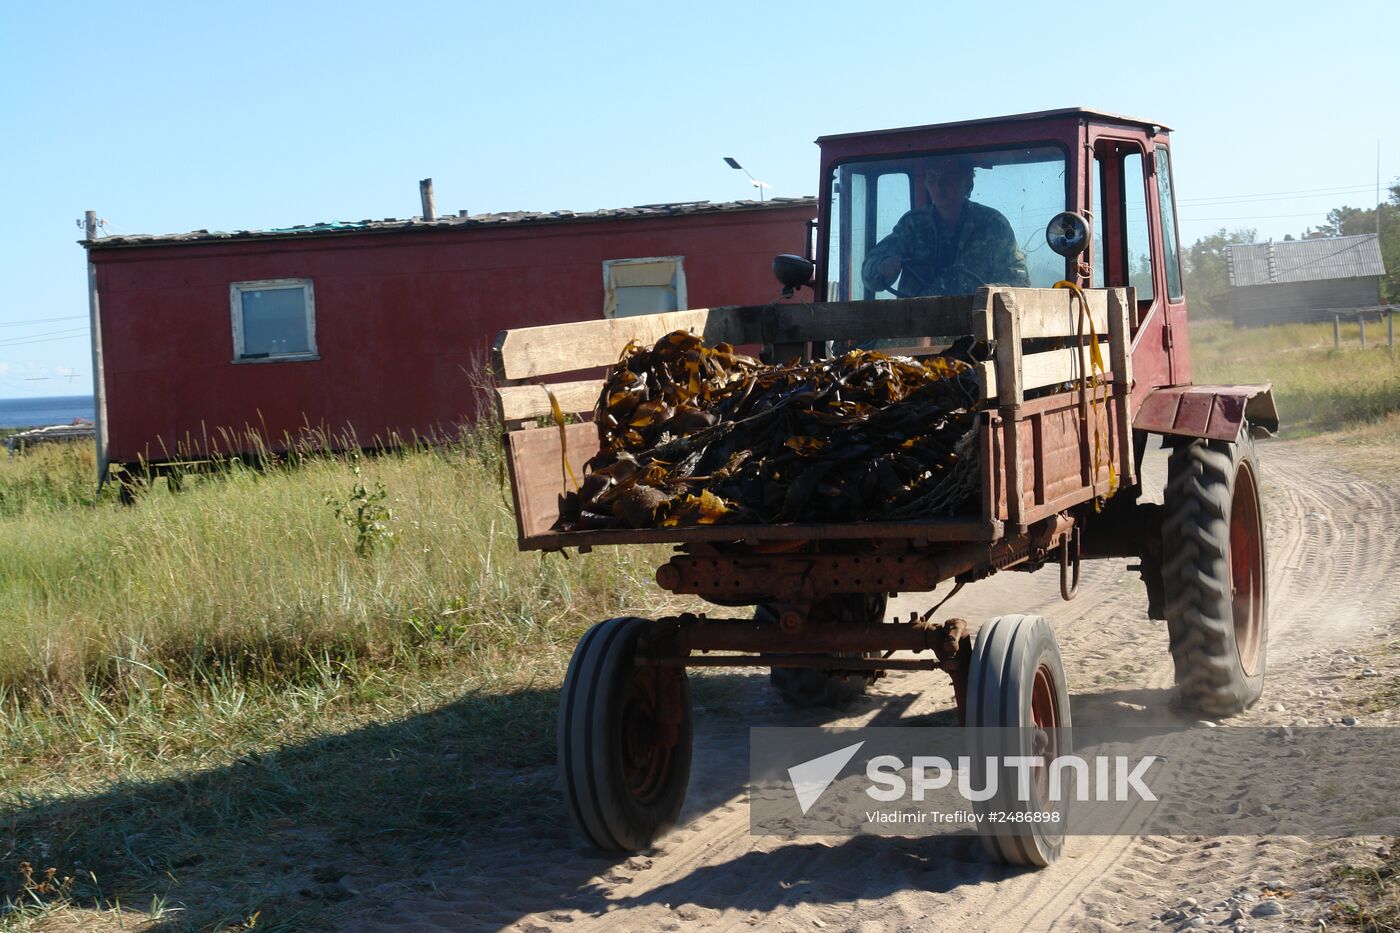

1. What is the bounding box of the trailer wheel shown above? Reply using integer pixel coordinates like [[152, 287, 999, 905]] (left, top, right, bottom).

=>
[[558, 617, 692, 851], [764, 595, 886, 708], [1162, 426, 1267, 716], [967, 614, 1070, 867]]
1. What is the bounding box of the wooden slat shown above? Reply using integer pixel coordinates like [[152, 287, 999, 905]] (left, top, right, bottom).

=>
[[992, 286, 1111, 339], [493, 307, 754, 381], [969, 288, 996, 342], [1106, 287, 1136, 486], [993, 291, 1024, 407], [496, 379, 603, 422], [992, 290, 1026, 526], [1106, 288, 1133, 389], [978, 342, 1112, 398]]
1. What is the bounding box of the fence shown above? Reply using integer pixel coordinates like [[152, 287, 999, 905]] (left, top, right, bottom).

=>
[[1330, 306, 1400, 354]]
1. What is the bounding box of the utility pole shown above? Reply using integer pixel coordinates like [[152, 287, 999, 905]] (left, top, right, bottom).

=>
[[85, 211, 110, 488]]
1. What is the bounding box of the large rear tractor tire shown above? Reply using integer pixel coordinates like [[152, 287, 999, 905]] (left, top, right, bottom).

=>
[[967, 614, 1071, 867], [766, 595, 887, 708], [558, 617, 692, 851], [1162, 427, 1268, 717]]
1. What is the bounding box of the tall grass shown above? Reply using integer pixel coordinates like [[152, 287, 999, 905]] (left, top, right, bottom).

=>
[[0, 441, 108, 516], [0, 429, 700, 929], [0, 435, 674, 702], [1190, 319, 1400, 435]]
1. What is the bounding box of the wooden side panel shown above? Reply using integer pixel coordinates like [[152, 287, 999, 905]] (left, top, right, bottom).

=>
[[987, 391, 1127, 523], [504, 422, 601, 542], [1032, 406, 1088, 510]]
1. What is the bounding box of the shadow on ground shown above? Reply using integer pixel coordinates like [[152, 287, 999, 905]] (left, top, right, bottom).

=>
[[1, 674, 687, 932], [1, 667, 1198, 931]]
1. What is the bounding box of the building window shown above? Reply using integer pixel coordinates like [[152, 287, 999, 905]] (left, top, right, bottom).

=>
[[603, 257, 686, 318], [230, 279, 317, 362]]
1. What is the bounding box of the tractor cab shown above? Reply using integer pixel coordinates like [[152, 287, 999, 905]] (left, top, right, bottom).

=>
[[814, 108, 1190, 389]]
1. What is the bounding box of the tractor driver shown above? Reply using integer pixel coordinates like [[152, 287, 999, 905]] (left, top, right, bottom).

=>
[[861, 156, 1029, 298]]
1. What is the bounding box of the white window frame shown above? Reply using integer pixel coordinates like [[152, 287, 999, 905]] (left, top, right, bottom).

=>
[[229, 278, 319, 363], [602, 256, 687, 319]]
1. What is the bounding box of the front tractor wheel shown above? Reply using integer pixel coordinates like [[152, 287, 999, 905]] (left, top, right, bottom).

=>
[[558, 617, 693, 851], [967, 614, 1071, 867], [1162, 427, 1268, 717]]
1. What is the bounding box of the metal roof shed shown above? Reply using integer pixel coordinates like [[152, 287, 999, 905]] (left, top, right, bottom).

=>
[[1225, 234, 1386, 326]]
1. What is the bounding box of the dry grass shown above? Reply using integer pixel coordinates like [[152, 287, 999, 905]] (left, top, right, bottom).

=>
[[0, 432, 704, 930], [1329, 839, 1400, 931], [1190, 318, 1400, 436]]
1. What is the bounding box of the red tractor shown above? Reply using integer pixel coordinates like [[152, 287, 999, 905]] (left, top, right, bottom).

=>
[[493, 108, 1277, 864]]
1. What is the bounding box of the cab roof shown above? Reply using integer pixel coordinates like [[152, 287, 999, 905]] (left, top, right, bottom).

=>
[[815, 107, 1171, 144]]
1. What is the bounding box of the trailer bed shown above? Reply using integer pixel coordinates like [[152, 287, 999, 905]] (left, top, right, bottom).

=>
[[494, 286, 1135, 552]]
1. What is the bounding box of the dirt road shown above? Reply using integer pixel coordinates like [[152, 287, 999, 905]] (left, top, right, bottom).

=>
[[343, 438, 1400, 932]]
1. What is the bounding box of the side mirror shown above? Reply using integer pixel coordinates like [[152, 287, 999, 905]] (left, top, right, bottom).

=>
[[1045, 212, 1091, 258], [773, 253, 815, 297]]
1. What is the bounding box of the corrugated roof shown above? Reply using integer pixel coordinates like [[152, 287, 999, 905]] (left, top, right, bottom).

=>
[[83, 197, 818, 250], [1226, 234, 1386, 288]]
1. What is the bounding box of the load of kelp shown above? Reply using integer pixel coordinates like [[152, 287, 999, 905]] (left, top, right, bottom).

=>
[[554, 331, 983, 531]]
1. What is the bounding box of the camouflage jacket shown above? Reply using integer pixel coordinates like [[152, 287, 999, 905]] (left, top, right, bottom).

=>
[[861, 201, 1029, 297]]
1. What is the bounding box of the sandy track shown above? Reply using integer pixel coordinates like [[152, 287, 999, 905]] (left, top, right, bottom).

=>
[[342, 439, 1400, 932]]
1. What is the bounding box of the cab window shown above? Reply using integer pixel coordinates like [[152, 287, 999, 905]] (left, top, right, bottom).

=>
[[1156, 146, 1184, 301], [1123, 151, 1155, 303], [826, 146, 1067, 301]]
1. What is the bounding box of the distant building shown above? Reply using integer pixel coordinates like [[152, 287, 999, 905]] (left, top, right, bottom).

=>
[[83, 198, 816, 477], [1226, 234, 1386, 327]]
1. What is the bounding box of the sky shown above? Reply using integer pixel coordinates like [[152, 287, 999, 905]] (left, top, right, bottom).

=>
[[2, 0, 1395, 399]]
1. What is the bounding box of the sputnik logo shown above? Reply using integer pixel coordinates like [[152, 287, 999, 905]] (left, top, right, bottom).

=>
[[788, 741, 865, 814]]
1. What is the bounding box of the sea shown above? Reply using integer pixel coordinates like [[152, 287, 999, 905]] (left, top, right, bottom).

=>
[[0, 395, 97, 429]]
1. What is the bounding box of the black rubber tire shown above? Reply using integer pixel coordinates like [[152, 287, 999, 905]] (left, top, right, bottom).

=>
[[966, 614, 1071, 867], [765, 595, 887, 708], [1162, 427, 1268, 717], [558, 617, 692, 851]]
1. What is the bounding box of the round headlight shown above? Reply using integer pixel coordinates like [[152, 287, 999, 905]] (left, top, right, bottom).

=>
[[1045, 212, 1091, 258]]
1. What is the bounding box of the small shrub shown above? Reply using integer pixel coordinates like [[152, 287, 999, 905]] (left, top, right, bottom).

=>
[[327, 460, 394, 558]]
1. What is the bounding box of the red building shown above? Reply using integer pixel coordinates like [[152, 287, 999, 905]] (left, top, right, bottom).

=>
[[84, 198, 815, 476]]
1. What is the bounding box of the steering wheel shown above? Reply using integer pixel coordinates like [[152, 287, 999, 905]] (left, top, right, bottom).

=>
[[885, 263, 932, 298]]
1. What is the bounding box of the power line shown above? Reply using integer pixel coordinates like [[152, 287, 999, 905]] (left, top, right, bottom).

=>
[[1180, 210, 1344, 222], [1177, 180, 1395, 204], [0, 314, 88, 329], [0, 328, 90, 349], [1179, 185, 1381, 207]]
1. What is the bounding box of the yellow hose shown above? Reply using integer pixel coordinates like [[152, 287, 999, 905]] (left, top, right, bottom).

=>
[[1053, 280, 1115, 499]]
